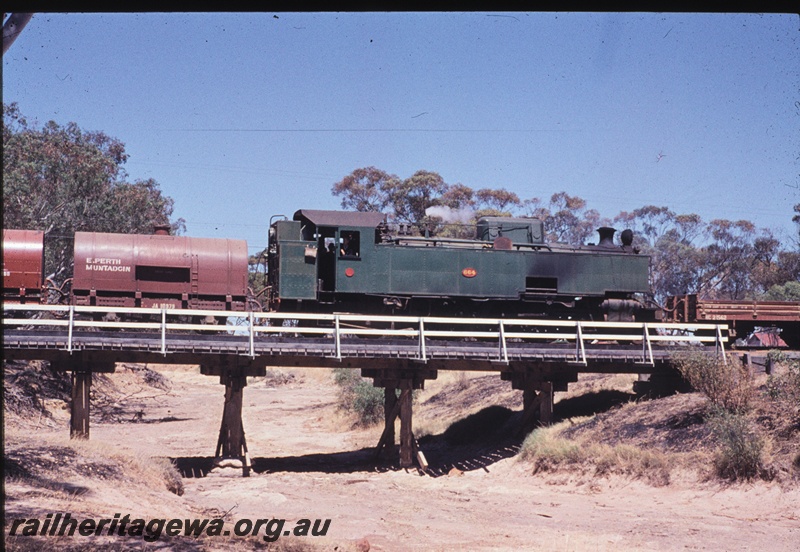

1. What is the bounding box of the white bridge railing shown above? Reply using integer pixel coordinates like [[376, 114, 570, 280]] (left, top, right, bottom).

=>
[[2, 304, 729, 366]]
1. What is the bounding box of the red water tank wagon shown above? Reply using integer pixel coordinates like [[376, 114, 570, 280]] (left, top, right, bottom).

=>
[[72, 231, 249, 311], [2, 229, 46, 303]]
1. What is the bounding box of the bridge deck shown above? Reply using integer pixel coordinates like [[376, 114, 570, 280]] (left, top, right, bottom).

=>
[[3, 305, 730, 371], [3, 329, 687, 372]]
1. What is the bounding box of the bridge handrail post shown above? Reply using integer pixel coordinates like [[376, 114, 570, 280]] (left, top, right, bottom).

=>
[[644, 323, 654, 366], [248, 311, 255, 358], [499, 320, 508, 363], [576, 322, 587, 365], [716, 324, 727, 365], [161, 308, 167, 356], [334, 315, 341, 360], [419, 318, 427, 362], [67, 305, 74, 353]]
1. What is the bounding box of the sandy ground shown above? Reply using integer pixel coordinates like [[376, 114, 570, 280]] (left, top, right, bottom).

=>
[[5, 364, 800, 551]]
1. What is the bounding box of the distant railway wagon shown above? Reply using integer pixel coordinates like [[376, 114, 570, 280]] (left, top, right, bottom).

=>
[[665, 294, 800, 348], [2, 228, 45, 304], [267, 210, 653, 321], [72, 228, 249, 314]]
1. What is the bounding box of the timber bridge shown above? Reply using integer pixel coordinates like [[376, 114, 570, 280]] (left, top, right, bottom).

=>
[[4, 304, 732, 475]]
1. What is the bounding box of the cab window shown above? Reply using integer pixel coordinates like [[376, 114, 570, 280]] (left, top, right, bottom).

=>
[[339, 231, 360, 258]]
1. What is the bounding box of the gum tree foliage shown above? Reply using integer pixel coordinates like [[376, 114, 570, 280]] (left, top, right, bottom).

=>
[[333, 167, 523, 238], [764, 281, 800, 301], [330, 166, 399, 213], [474, 188, 521, 215], [387, 169, 449, 223], [332, 167, 799, 303], [2, 103, 184, 285], [524, 192, 606, 245], [613, 206, 800, 303], [248, 248, 269, 306], [794, 204, 800, 245]]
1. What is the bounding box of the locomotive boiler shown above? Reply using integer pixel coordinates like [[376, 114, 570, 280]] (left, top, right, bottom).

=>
[[267, 210, 654, 321]]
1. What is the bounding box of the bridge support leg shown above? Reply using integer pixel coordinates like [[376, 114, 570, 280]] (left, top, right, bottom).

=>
[[521, 388, 538, 436], [519, 382, 553, 436], [375, 387, 398, 459], [399, 387, 414, 468], [373, 386, 414, 467], [70, 371, 92, 439], [365, 366, 435, 471], [503, 364, 575, 437], [539, 382, 553, 425], [214, 373, 251, 477]]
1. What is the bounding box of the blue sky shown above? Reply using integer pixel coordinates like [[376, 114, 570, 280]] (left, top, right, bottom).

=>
[[3, 12, 798, 253]]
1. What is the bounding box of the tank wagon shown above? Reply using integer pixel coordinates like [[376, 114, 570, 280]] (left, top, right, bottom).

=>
[[72, 227, 249, 316], [267, 210, 654, 321], [2, 229, 45, 304]]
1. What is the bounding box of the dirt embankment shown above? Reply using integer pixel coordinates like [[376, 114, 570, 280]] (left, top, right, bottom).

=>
[[3, 361, 799, 551]]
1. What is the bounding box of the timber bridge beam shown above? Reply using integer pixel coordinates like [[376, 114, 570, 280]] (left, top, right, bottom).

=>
[[4, 305, 732, 475]]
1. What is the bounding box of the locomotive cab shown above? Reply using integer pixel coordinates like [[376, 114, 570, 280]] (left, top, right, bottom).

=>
[[267, 210, 386, 310]]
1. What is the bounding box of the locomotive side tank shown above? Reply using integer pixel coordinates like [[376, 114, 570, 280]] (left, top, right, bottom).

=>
[[268, 209, 652, 320], [72, 229, 249, 311], [2, 229, 46, 304]]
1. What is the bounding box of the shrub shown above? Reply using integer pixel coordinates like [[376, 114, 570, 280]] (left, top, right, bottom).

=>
[[349, 379, 385, 426], [672, 350, 753, 413], [706, 406, 766, 481], [764, 350, 800, 403], [332, 368, 385, 426]]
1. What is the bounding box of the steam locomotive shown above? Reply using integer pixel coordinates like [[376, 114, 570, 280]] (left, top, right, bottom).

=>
[[267, 210, 653, 321], [3, 210, 654, 323]]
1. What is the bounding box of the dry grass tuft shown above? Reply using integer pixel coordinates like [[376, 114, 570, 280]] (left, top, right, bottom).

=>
[[519, 421, 673, 486], [5, 430, 184, 497]]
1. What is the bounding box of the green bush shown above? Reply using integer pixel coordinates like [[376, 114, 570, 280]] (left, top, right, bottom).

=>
[[672, 350, 753, 413], [765, 350, 800, 403], [706, 406, 766, 481], [332, 368, 385, 426]]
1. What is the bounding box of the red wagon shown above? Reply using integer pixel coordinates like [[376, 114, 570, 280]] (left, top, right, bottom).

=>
[[2, 229, 45, 304], [72, 230, 249, 312]]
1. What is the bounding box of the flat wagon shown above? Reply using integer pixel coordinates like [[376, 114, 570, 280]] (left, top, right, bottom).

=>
[[665, 294, 800, 348]]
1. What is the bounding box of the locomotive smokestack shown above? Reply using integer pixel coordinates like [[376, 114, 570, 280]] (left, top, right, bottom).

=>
[[153, 224, 171, 236], [597, 227, 616, 248]]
